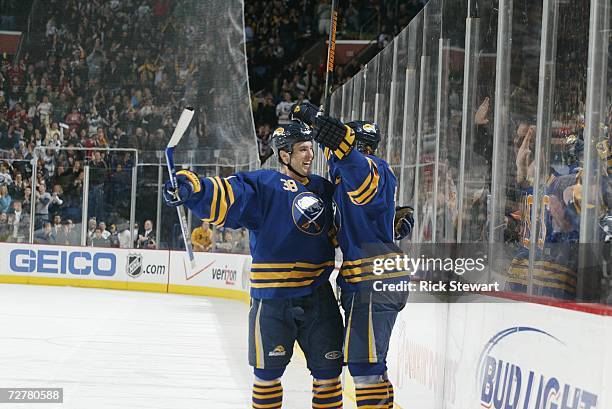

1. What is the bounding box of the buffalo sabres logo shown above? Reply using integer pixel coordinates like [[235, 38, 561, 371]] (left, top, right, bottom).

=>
[[363, 123, 376, 133], [292, 192, 327, 235], [127, 253, 143, 278], [273, 127, 285, 137]]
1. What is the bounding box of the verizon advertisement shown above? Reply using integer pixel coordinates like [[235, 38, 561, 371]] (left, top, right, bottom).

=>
[[168, 251, 251, 292]]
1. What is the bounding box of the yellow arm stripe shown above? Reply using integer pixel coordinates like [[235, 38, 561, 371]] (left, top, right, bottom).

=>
[[203, 177, 219, 223], [351, 162, 379, 205], [324, 147, 332, 160], [212, 176, 227, 226], [347, 158, 375, 198], [347, 158, 380, 205], [212, 177, 227, 225], [223, 178, 235, 206]]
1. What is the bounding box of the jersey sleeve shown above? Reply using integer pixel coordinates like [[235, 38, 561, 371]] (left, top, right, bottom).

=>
[[326, 147, 388, 208], [183, 172, 261, 230]]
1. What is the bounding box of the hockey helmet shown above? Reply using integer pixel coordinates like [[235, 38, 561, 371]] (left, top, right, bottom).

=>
[[272, 122, 314, 156], [346, 120, 381, 154]]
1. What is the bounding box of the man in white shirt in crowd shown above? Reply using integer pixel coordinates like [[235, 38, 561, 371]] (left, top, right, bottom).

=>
[[8, 200, 27, 242], [98, 221, 111, 240], [275, 92, 294, 125]]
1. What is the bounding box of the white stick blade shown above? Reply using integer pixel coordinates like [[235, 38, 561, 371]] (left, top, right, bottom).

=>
[[167, 107, 195, 148]]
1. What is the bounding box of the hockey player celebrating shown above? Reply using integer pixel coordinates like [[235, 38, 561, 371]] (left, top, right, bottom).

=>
[[163, 123, 344, 409], [292, 103, 413, 408]]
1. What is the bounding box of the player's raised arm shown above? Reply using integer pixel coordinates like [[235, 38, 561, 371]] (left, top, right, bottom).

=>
[[292, 103, 385, 206], [163, 170, 261, 231]]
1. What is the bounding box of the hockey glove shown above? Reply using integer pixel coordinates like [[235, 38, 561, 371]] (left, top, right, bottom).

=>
[[163, 169, 202, 207], [394, 206, 414, 241], [290, 102, 321, 126], [291, 102, 354, 157]]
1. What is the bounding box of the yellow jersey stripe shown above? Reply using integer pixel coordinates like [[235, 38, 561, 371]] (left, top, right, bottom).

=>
[[213, 176, 228, 225], [348, 158, 375, 198], [344, 271, 409, 283], [250, 267, 328, 280], [342, 252, 402, 267], [203, 176, 219, 223], [223, 178, 235, 206], [250, 280, 315, 288], [368, 293, 377, 363], [252, 261, 335, 269], [343, 295, 354, 363], [254, 302, 264, 368], [351, 162, 379, 205]]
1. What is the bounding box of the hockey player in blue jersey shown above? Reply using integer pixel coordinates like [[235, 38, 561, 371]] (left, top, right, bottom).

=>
[[292, 103, 413, 409], [163, 123, 344, 409]]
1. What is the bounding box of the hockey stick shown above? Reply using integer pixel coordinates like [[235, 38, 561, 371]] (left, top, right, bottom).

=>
[[323, 0, 339, 113], [165, 107, 196, 270]]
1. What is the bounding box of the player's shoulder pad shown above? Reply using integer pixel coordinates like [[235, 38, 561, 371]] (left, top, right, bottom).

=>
[[369, 154, 395, 180], [306, 174, 335, 196]]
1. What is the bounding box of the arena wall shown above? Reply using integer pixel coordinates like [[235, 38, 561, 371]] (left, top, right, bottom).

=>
[[1, 242, 610, 408]]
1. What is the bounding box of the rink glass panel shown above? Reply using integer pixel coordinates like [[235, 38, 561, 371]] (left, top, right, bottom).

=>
[[376, 41, 394, 164], [341, 78, 354, 123], [413, 0, 442, 244], [397, 14, 424, 219], [456, 1, 499, 244], [432, 0, 468, 244], [362, 56, 379, 124], [351, 70, 365, 122]]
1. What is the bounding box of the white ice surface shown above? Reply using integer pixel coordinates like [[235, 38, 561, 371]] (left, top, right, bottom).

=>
[[0, 284, 353, 409]]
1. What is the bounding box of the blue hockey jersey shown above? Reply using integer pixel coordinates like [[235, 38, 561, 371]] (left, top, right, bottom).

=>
[[506, 174, 579, 299], [324, 147, 409, 292], [182, 169, 336, 299]]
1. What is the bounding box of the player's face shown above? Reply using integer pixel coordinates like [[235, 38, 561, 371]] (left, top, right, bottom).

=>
[[290, 141, 314, 175]]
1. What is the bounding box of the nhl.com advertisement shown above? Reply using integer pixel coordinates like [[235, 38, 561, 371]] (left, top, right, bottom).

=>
[[3, 243, 169, 287]]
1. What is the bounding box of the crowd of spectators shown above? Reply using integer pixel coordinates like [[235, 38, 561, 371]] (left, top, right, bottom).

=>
[[191, 221, 249, 254], [0, 0, 205, 246], [248, 0, 426, 164]]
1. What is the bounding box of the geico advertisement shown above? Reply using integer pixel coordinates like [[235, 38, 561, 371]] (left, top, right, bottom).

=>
[[169, 251, 250, 291], [1, 243, 168, 284], [446, 303, 606, 409]]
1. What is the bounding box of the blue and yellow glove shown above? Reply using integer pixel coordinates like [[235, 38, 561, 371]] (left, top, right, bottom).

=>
[[163, 170, 202, 207], [394, 206, 414, 241]]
